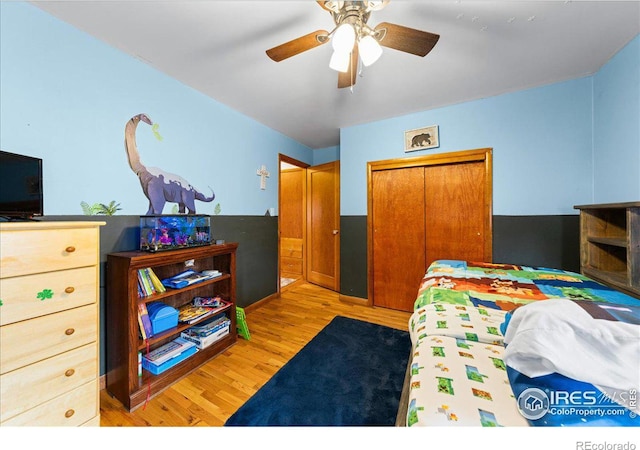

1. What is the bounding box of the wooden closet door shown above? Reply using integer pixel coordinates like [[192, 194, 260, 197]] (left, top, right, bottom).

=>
[[371, 167, 426, 311], [369, 148, 492, 312], [424, 160, 490, 265]]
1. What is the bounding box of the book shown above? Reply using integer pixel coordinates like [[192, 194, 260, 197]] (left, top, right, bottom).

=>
[[193, 295, 225, 307], [141, 268, 157, 295], [188, 315, 231, 337], [137, 270, 152, 297], [146, 267, 167, 294], [142, 337, 196, 366], [137, 311, 147, 340], [177, 303, 215, 324], [138, 302, 154, 338], [161, 269, 215, 289]]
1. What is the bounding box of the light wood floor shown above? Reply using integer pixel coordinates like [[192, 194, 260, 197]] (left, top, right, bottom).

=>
[[99, 282, 411, 426]]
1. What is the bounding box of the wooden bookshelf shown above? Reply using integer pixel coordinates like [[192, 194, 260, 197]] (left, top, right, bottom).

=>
[[574, 202, 640, 299], [105, 243, 238, 411]]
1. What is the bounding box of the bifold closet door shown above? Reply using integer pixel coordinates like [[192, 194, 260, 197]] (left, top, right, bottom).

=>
[[371, 167, 427, 311]]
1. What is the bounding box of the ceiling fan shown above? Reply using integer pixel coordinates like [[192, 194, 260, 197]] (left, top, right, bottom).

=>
[[266, 1, 440, 89]]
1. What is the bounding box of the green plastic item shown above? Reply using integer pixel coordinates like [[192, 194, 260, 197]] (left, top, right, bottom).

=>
[[236, 306, 251, 340]]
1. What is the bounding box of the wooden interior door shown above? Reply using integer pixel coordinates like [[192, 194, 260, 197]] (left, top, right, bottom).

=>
[[371, 167, 427, 311], [368, 148, 492, 312], [280, 167, 306, 281], [424, 160, 491, 265], [306, 161, 340, 291]]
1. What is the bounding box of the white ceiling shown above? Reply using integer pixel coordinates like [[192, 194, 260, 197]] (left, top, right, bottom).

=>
[[31, 1, 640, 149]]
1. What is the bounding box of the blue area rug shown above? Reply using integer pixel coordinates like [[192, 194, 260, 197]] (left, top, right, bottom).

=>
[[224, 316, 411, 426]]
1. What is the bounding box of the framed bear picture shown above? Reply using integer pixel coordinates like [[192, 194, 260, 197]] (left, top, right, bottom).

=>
[[404, 125, 439, 152]]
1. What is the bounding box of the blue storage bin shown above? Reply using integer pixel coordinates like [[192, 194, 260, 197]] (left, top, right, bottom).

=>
[[142, 345, 197, 375], [147, 302, 178, 334]]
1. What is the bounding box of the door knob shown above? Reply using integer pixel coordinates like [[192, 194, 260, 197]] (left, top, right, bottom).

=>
[[332, 230, 339, 235]]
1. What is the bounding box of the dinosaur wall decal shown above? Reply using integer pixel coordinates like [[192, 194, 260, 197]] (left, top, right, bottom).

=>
[[124, 113, 215, 215]]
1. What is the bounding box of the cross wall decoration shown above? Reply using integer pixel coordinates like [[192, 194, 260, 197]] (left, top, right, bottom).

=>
[[257, 165, 270, 190]]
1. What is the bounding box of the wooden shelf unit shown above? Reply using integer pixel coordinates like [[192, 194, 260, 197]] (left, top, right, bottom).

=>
[[105, 243, 238, 411], [574, 202, 640, 298]]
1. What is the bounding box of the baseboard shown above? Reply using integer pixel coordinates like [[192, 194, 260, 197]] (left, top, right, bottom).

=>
[[244, 291, 280, 314], [339, 293, 370, 306]]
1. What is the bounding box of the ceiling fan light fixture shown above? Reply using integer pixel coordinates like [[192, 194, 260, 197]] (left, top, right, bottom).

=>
[[331, 23, 356, 53], [329, 49, 351, 72], [364, 0, 389, 12], [358, 34, 382, 66]]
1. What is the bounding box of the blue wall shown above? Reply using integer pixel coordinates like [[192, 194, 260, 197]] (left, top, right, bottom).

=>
[[593, 36, 640, 203], [0, 2, 312, 217], [312, 146, 340, 166], [341, 34, 640, 216]]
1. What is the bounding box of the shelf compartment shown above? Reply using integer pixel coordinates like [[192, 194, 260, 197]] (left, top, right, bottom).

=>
[[137, 302, 233, 350], [575, 202, 640, 300]]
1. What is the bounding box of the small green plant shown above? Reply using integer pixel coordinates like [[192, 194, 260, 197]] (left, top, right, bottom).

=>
[[81, 200, 122, 216], [81, 201, 101, 215], [97, 201, 122, 216], [214, 203, 221, 215]]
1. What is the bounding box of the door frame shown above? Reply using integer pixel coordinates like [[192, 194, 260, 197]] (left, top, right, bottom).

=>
[[278, 154, 309, 292], [366, 147, 493, 305]]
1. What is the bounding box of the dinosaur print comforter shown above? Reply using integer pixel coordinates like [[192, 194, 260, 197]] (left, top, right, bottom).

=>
[[404, 260, 640, 427]]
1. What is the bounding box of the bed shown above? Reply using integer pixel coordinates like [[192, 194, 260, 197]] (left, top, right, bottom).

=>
[[396, 260, 640, 427]]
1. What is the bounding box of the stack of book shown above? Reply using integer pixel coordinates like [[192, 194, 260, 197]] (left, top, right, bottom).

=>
[[137, 267, 166, 298], [178, 303, 216, 324], [141, 337, 197, 375], [177, 297, 231, 325], [180, 314, 231, 349]]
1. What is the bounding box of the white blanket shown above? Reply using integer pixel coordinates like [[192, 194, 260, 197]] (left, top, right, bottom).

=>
[[503, 299, 640, 396]]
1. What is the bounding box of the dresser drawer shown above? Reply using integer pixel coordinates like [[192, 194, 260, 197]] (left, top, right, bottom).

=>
[[0, 379, 98, 426], [0, 343, 97, 421], [281, 256, 303, 275], [0, 227, 99, 278], [0, 304, 97, 374], [0, 267, 97, 326]]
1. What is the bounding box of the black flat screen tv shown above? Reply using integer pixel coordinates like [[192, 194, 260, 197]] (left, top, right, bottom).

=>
[[0, 150, 44, 219]]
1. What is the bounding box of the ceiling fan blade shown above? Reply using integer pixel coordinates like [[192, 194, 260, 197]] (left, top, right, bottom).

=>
[[266, 30, 329, 62], [338, 45, 358, 89], [374, 22, 439, 57], [316, 1, 332, 11]]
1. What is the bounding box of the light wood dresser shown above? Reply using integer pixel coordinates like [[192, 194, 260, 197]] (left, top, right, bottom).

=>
[[0, 221, 104, 426]]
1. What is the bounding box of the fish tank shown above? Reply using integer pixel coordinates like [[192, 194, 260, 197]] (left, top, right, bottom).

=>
[[140, 215, 211, 252]]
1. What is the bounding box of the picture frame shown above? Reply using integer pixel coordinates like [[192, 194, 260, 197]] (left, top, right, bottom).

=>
[[404, 125, 439, 152]]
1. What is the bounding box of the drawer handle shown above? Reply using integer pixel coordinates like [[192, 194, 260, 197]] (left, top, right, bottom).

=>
[[65, 409, 75, 419], [65, 246, 76, 253], [65, 368, 75, 377], [65, 287, 75, 294], [65, 328, 75, 336]]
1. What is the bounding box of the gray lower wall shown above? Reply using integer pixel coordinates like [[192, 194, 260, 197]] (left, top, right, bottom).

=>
[[36, 213, 578, 375], [340, 214, 581, 299]]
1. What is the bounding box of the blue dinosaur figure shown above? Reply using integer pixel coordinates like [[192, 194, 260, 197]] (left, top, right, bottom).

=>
[[124, 113, 215, 214]]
